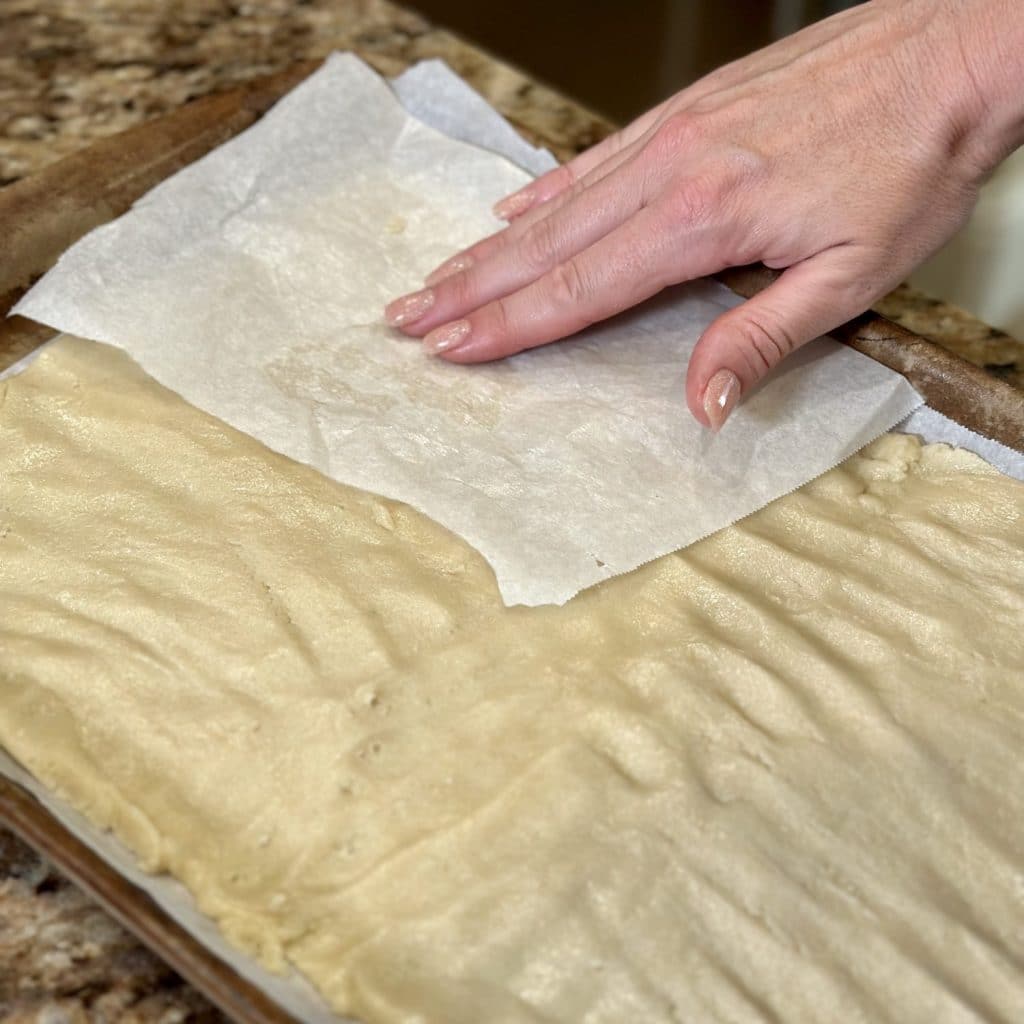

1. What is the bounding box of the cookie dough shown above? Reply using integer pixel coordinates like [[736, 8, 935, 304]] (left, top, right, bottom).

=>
[[1, 337, 1023, 1024]]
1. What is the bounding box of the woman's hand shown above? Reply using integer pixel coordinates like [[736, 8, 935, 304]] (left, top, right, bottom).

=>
[[385, 0, 1023, 429]]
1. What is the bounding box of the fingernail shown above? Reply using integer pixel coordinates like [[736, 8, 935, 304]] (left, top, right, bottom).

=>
[[424, 319, 471, 355], [425, 254, 474, 287], [702, 369, 741, 432], [385, 288, 435, 327], [493, 189, 534, 220]]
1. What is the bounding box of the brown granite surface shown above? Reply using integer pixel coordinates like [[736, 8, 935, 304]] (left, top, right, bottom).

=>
[[877, 283, 1024, 390], [0, 0, 609, 182], [0, 829, 224, 1022], [1, 2, 1023, 1021]]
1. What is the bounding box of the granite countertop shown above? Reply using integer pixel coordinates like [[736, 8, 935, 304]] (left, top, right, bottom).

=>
[[1, 2, 1023, 1021]]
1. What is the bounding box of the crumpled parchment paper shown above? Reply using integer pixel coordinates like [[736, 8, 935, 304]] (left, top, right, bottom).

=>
[[13, 54, 922, 605]]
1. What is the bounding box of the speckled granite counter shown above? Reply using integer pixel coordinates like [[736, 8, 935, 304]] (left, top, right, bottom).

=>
[[1, 2, 1023, 1021], [0, 833, 223, 1023], [0, 0, 609, 181]]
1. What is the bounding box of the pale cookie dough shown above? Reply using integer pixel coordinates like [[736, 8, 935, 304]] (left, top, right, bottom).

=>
[[1, 337, 1023, 1024]]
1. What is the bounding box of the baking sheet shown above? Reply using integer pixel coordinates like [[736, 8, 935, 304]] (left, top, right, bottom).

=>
[[2, 54, 1020, 1023], [898, 405, 1024, 480], [12, 54, 922, 607]]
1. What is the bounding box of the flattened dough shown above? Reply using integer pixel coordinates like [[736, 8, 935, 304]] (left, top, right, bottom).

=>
[[2, 337, 1024, 1024]]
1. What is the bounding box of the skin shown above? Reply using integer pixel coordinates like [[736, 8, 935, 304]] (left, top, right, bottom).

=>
[[385, 0, 1024, 429]]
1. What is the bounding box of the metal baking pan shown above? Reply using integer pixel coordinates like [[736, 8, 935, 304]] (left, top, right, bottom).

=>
[[1, 51, 1022, 1024]]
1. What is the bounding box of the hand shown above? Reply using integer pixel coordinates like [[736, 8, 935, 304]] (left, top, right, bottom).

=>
[[385, 0, 1023, 429]]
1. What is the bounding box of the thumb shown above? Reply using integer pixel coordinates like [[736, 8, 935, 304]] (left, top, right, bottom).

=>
[[685, 249, 880, 429]]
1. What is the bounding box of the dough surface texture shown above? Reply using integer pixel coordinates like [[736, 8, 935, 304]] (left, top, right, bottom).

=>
[[2, 337, 1023, 1024]]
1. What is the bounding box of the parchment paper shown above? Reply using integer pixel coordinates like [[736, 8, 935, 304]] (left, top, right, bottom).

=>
[[897, 406, 1024, 479], [0, 748, 346, 1024], [13, 53, 922, 606]]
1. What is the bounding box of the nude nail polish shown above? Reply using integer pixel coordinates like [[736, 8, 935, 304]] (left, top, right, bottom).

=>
[[385, 288, 435, 327], [424, 319, 471, 355], [702, 369, 741, 432], [425, 254, 474, 287], [493, 189, 534, 221]]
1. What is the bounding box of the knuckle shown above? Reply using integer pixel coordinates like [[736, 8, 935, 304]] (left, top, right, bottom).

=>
[[662, 175, 719, 228], [484, 297, 513, 347], [548, 259, 591, 310], [439, 266, 478, 308], [554, 164, 576, 191], [734, 314, 797, 376], [518, 216, 563, 273], [650, 111, 705, 159], [561, 178, 588, 207], [725, 145, 767, 183], [467, 235, 499, 264]]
